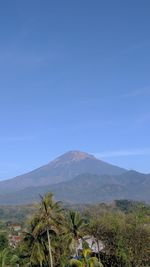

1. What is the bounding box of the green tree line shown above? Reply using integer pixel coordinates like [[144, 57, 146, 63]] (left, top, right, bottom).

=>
[[0, 193, 150, 266]]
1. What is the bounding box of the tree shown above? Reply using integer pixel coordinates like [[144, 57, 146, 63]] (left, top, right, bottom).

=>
[[82, 248, 103, 267], [20, 193, 65, 267], [0, 248, 9, 267], [88, 211, 129, 266], [0, 248, 18, 267], [22, 220, 47, 267], [66, 211, 85, 256], [69, 249, 103, 267], [0, 234, 8, 251], [38, 193, 64, 267], [125, 212, 150, 267]]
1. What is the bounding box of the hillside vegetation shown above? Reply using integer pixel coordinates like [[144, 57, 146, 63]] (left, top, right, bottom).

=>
[[0, 196, 150, 266]]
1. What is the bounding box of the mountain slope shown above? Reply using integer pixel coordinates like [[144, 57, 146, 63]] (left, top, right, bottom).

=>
[[0, 151, 126, 195], [1, 150, 149, 205], [0, 171, 150, 205]]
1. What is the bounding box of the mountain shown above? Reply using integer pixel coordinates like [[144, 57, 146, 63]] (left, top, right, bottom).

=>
[[0, 171, 150, 205], [0, 151, 126, 195], [0, 150, 150, 205], [52, 171, 150, 203]]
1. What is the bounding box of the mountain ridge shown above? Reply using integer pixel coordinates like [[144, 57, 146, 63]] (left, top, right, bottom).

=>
[[0, 171, 150, 205], [0, 150, 150, 205]]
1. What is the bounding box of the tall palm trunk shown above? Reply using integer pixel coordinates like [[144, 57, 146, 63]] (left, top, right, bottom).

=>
[[47, 228, 53, 267]]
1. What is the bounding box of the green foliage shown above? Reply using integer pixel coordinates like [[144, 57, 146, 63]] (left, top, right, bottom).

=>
[[115, 199, 150, 214], [69, 249, 103, 267], [0, 248, 19, 267], [20, 193, 67, 267], [3, 194, 149, 267], [0, 234, 8, 251], [88, 209, 150, 267], [66, 210, 85, 256], [9, 254, 19, 266], [69, 258, 83, 267], [0, 248, 10, 267], [0, 204, 37, 223]]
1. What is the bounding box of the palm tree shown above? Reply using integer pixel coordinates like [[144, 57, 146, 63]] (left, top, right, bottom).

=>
[[82, 248, 91, 266], [82, 248, 103, 267], [21, 193, 65, 267], [22, 216, 47, 267], [0, 248, 10, 267], [9, 254, 20, 267], [37, 193, 64, 267], [69, 249, 103, 267], [66, 211, 85, 257], [0, 248, 19, 267]]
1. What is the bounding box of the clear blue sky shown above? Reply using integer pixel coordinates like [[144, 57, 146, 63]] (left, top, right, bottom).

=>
[[0, 0, 150, 180]]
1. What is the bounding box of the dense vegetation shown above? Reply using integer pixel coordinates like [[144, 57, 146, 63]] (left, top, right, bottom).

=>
[[0, 195, 150, 266], [0, 205, 37, 223]]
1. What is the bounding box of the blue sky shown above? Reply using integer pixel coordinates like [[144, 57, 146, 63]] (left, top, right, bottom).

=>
[[0, 0, 150, 180]]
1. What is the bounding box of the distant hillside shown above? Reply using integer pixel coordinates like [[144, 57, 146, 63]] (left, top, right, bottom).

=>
[[0, 171, 150, 205], [0, 151, 126, 195], [0, 204, 36, 222], [0, 200, 149, 222]]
